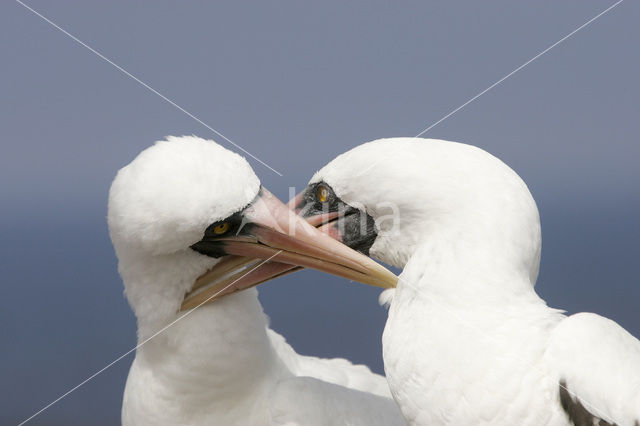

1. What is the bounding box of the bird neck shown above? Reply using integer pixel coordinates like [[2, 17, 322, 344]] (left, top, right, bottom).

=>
[[397, 224, 542, 309], [135, 290, 280, 395], [119, 252, 282, 392], [123, 289, 285, 424]]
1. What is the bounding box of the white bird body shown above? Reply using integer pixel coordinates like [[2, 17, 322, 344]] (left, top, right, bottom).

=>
[[308, 138, 640, 425], [109, 136, 404, 426], [384, 245, 567, 425], [122, 289, 399, 426]]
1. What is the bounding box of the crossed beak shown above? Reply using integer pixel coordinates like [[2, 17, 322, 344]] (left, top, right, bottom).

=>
[[181, 188, 396, 310]]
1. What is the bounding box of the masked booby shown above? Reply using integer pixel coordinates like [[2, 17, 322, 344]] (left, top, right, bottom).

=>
[[108, 136, 403, 425], [293, 137, 640, 426]]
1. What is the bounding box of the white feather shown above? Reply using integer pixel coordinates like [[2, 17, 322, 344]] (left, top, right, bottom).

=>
[[378, 288, 395, 309]]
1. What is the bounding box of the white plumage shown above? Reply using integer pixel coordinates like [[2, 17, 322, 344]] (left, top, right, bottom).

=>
[[310, 137, 640, 425], [108, 136, 404, 425]]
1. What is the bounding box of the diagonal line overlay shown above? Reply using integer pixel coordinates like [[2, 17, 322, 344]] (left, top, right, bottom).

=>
[[15, 0, 283, 177]]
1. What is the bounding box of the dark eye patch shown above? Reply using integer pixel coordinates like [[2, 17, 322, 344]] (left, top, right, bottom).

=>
[[203, 212, 244, 238], [191, 212, 246, 258], [297, 182, 348, 217], [296, 181, 378, 256]]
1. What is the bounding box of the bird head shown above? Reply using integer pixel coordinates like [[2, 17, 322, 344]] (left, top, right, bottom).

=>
[[107, 136, 397, 325], [293, 138, 542, 287]]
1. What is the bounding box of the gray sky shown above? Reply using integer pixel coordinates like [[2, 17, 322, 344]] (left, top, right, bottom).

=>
[[1, 1, 638, 424]]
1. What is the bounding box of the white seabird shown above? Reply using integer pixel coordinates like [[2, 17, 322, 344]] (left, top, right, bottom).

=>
[[292, 138, 640, 425], [107, 136, 404, 425]]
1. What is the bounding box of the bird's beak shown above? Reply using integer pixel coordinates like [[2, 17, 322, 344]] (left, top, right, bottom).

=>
[[181, 188, 397, 310]]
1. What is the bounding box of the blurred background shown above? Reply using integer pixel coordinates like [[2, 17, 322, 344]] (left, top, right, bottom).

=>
[[1, 1, 638, 424]]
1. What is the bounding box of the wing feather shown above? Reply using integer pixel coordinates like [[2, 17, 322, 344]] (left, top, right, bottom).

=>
[[546, 313, 640, 425], [267, 329, 392, 398]]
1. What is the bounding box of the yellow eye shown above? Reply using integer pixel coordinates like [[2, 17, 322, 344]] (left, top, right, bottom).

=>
[[316, 185, 328, 203], [212, 222, 230, 235]]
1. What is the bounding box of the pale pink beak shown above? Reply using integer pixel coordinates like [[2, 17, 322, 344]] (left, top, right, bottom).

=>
[[181, 188, 396, 310]]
